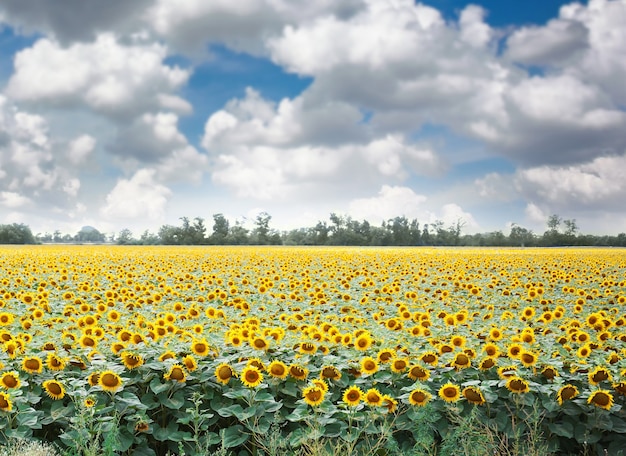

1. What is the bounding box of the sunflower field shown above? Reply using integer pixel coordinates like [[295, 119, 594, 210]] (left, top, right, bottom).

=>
[[0, 245, 625, 455]]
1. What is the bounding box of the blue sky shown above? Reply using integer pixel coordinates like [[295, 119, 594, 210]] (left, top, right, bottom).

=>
[[0, 0, 625, 237]]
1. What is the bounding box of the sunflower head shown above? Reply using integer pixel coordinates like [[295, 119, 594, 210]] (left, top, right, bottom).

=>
[[214, 363, 234, 385], [98, 370, 123, 393], [268, 360, 288, 379], [505, 376, 530, 394], [0, 391, 12, 412], [22, 356, 43, 374], [408, 365, 430, 382], [360, 357, 378, 375], [588, 367, 611, 385], [408, 388, 431, 406], [320, 365, 341, 381], [288, 364, 309, 381], [364, 388, 383, 406], [182, 355, 198, 372], [0, 371, 20, 389], [240, 366, 263, 388], [120, 351, 144, 370], [556, 384, 579, 405], [164, 364, 187, 383], [462, 386, 486, 405], [302, 385, 325, 407], [391, 357, 408, 373], [43, 380, 66, 400], [342, 386, 363, 406], [588, 390, 613, 410], [439, 383, 461, 403]]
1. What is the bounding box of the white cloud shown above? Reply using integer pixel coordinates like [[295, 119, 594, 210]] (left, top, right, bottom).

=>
[[101, 168, 171, 221], [348, 185, 427, 223], [348, 185, 478, 230], [6, 33, 190, 119], [0, 191, 32, 208], [67, 134, 96, 164], [505, 18, 589, 66], [147, 0, 363, 56]]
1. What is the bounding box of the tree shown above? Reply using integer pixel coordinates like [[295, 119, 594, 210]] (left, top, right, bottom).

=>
[[252, 212, 272, 245], [509, 224, 535, 247], [0, 223, 36, 244], [75, 226, 106, 243], [210, 214, 230, 244], [116, 229, 135, 245]]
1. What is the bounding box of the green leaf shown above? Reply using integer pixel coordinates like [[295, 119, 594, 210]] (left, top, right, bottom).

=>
[[160, 390, 185, 410], [150, 377, 170, 395], [221, 425, 249, 448], [286, 403, 309, 422], [216, 403, 244, 418], [548, 421, 573, 438]]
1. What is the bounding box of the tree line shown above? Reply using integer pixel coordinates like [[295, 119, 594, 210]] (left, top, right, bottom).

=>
[[4, 212, 623, 247], [2, 213, 625, 247]]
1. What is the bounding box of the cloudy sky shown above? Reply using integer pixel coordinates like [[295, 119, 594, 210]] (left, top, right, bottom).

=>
[[0, 0, 625, 237]]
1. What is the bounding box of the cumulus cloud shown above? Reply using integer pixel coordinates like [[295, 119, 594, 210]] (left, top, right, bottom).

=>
[[348, 185, 478, 229], [0, 0, 152, 43], [0, 95, 87, 219], [202, 89, 445, 200], [67, 134, 96, 165], [147, 0, 363, 56], [101, 168, 171, 221], [6, 33, 190, 119]]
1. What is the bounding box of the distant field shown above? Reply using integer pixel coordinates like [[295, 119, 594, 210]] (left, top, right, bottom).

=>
[[0, 246, 625, 455]]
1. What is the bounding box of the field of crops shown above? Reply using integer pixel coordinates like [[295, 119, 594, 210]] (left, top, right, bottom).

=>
[[0, 246, 625, 455]]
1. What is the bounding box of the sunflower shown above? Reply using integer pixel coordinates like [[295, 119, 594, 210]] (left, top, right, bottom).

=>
[[439, 383, 461, 403], [450, 335, 466, 348], [541, 365, 559, 380], [288, 364, 309, 381], [479, 357, 497, 370], [191, 339, 210, 357], [342, 386, 363, 406], [246, 358, 265, 371], [588, 390, 613, 410], [43, 380, 66, 400], [268, 360, 288, 379], [354, 333, 373, 351], [215, 363, 235, 385], [489, 327, 504, 341], [182, 355, 198, 372], [250, 336, 270, 351], [84, 397, 96, 408], [408, 388, 431, 406], [302, 385, 325, 406], [158, 351, 177, 362], [320, 365, 341, 381], [311, 379, 329, 393], [377, 349, 396, 364], [407, 365, 430, 382], [577, 344, 592, 358], [507, 343, 523, 359], [497, 365, 517, 379], [505, 376, 530, 394], [164, 364, 187, 383], [452, 353, 471, 370], [79, 334, 97, 348], [364, 388, 383, 406], [46, 353, 67, 371], [98, 370, 123, 393], [382, 395, 398, 413], [22, 356, 43, 374], [519, 350, 538, 368], [299, 342, 317, 355], [391, 357, 409, 373], [588, 367, 611, 385], [360, 357, 379, 375], [462, 386, 486, 405], [0, 371, 20, 389], [613, 382, 626, 396], [420, 351, 438, 366], [0, 391, 12, 412], [120, 351, 144, 370], [556, 384, 579, 405], [240, 366, 263, 388], [483, 343, 500, 358]]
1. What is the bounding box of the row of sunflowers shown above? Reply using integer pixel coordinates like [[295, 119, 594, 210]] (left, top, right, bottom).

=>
[[0, 246, 625, 455]]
